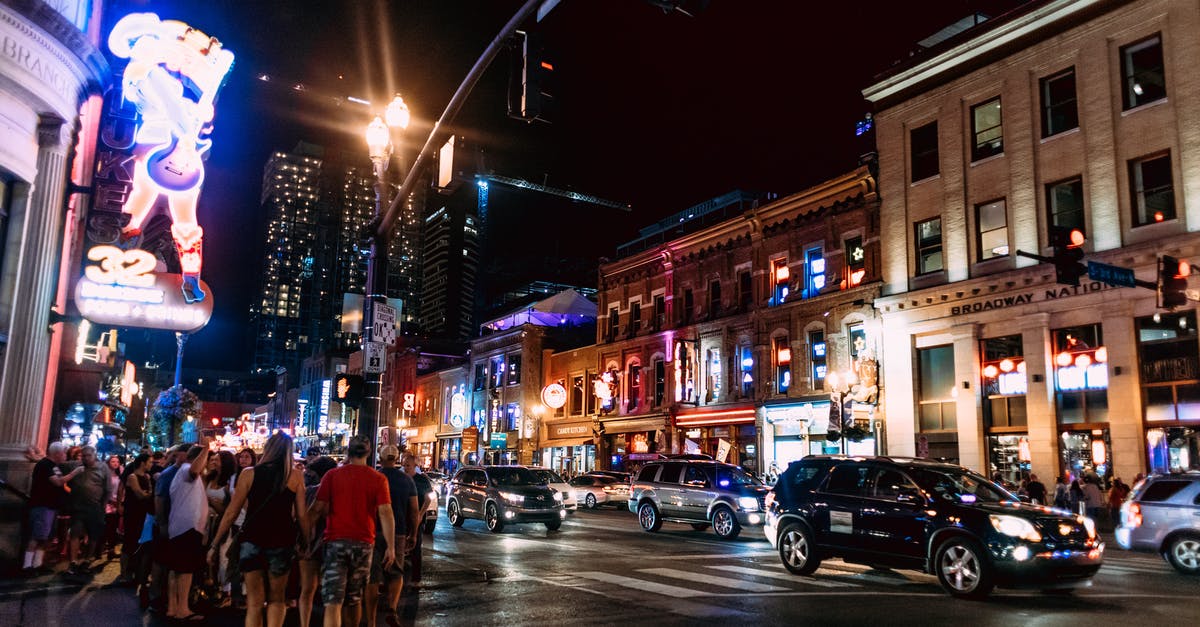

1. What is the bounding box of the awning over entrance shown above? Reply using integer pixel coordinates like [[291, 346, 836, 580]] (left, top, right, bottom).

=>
[[543, 436, 595, 448], [675, 405, 756, 427], [601, 415, 667, 434]]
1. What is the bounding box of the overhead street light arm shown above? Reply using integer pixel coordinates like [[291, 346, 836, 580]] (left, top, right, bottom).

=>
[[375, 0, 543, 240]]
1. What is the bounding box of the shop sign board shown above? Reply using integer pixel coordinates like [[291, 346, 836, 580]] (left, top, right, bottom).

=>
[[75, 247, 213, 332], [541, 383, 567, 409], [490, 431, 508, 449], [550, 422, 591, 439], [461, 426, 478, 457]]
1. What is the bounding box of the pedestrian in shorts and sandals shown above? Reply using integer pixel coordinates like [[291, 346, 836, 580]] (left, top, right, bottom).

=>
[[211, 433, 310, 627], [22, 442, 81, 575], [166, 444, 211, 622], [364, 446, 418, 627], [65, 446, 112, 575], [307, 436, 394, 627]]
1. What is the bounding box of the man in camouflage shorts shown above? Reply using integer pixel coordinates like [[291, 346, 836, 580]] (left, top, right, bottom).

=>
[[309, 436, 394, 627]]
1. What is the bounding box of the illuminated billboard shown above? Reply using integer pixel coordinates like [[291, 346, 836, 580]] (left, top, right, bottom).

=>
[[74, 246, 213, 332]]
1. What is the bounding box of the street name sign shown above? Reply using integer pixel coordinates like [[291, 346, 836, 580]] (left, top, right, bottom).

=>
[[1087, 261, 1136, 288]]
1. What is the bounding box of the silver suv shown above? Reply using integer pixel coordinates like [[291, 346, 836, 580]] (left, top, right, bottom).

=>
[[1116, 471, 1200, 575], [629, 459, 768, 540]]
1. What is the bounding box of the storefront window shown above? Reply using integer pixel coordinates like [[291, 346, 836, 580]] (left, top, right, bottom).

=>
[[1147, 427, 1200, 473], [1137, 311, 1200, 421], [981, 335, 1027, 427], [986, 434, 1030, 488], [918, 345, 956, 431], [1053, 324, 1108, 423], [1060, 428, 1112, 486]]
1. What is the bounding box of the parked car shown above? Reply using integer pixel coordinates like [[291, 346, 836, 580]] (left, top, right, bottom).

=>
[[764, 456, 1104, 598], [1116, 471, 1200, 575], [571, 474, 630, 509], [425, 471, 448, 500], [528, 467, 577, 511], [446, 465, 566, 532], [629, 459, 768, 539], [587, 470, 632, 484]]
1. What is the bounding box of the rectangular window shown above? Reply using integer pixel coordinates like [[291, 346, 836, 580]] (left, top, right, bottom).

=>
[[1053, 324, 1108, 424], [738, 271, 752, 311], [1121, 34, 1166, 110], [809, 331, 826, 390], [627, 363, 642, 412], [653, 295, 665, 330], [844, 237, 865, 287], [1047, 177, 1085, 235], [630, 302, 641, 335], [653, 359, 666, 407], [708, 280, 722, 318], [910, 121, 939, 182], [738, 345, 754, 397], [1130, 153, 1175, 226], [980, 336, 1027, 428], [1041, 68, 1078, 137], [706, 348, 721, 402], [473, 364, 486, 391], [848, 323, 866, 362], [774, 336, 791, 395], [506, 354, 522, 386], [490, 355, 505, 388], [505, 403, 520, 431], [918, 345, 957, 431], [682, 289, 694, 324], [1137, 311, 1199, 422], [607, 307, 619, 340], [971, 97, 1003, 161], [804, 248, 826, 298], [771, 258, 790, 305], [915, 217, 944, 275], [570, 375, 584, 416], [976, 199, 1009, 261]]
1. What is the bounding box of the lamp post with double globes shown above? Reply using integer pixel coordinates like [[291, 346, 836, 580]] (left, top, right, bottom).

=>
[[360, 95, 410, 459]]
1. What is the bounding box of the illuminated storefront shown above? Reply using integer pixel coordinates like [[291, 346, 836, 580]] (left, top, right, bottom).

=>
[[1137, 311, 1200, 473], [674, 406, 757, 472], [541, 419, 596, 475]]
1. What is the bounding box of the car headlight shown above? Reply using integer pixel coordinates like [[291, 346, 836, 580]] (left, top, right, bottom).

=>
[[990, 514, 1042, 542], [499, 491, 524, 505], [553, 491, 563, 501], [738, 496, 761, 511]]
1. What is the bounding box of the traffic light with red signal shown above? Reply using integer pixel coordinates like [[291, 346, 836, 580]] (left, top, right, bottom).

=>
[[334, 373, 364, 409], [1050, 226, 1086, 286], [1159, 255, 1191, 309]]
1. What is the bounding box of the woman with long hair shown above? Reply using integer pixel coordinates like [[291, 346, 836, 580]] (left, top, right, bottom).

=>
[[296, 456, 337, 627], [211, 434, 309, 627], [204, 451, 236, 603], [103, 455, 123, 560], [225, 448, 257, 608], [119, 454, 153, 586]]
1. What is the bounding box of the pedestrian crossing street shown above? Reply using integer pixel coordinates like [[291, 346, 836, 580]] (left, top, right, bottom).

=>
[[511, 550, 1175, 601]]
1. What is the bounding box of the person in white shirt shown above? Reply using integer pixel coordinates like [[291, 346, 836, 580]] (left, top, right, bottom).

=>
[[167, 443, 210, 622]]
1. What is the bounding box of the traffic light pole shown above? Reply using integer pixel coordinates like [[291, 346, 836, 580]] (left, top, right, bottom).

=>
[[1016, 250, 1157, 290]]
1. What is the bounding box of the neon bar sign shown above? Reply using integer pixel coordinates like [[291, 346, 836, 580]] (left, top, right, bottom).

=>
[[75, 245, 213, 332]]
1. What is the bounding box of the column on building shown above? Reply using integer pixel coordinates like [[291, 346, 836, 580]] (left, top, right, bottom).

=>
[[951, 323, 984, 471], [1101, 300, 1144, 482], [881, 314, 916, 457], [1020, 313, 1059, 484]]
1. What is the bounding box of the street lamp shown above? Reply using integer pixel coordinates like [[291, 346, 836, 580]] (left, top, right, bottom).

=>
[[359, 94, 410, 461]]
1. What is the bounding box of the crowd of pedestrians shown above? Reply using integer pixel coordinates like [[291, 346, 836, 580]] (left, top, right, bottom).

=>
[[21, 433, 435, 626]]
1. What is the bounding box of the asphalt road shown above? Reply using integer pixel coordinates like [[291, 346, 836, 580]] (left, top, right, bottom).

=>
[[2, 505, 1197, 626]]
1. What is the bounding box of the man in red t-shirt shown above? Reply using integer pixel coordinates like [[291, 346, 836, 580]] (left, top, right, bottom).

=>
[[309, 436, 394, 627]]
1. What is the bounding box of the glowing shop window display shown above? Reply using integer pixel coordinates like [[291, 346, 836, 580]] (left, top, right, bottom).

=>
[[1054, 347, 1109, 391]]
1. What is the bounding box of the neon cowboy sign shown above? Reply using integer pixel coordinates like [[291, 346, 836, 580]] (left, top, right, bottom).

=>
[[74, 246, 213, 333]]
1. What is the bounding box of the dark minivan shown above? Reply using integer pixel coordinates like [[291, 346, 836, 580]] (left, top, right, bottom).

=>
[[764, 456, 1104, 598], [446, 465, 566, 533]]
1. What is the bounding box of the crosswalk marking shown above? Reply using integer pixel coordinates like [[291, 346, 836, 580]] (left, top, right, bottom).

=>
[[706, 564, 858, 588], [660, 550, 779, 560], [573, 571, 709, 598], [637, 567, 789, 592]]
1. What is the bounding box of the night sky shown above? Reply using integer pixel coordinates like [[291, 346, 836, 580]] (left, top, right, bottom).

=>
[[105, 0, 1026, 370]]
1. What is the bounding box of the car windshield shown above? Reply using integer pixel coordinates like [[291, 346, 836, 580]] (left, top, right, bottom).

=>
[[531, 469, 565, 484], [716, 466, 762, 488], [488, 467, 542, 487], [909, 467, 1016, 504]]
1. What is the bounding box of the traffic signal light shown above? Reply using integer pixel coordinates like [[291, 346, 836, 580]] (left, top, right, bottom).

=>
[[508, 30, 554, 122], [1159, 255, 1191, 309], [333, 373, 364, 409], [1050, 226, 1086, 286], [210, 417, 221, 427]]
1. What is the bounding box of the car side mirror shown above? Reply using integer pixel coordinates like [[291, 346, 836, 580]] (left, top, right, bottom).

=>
[[896, 487, 922, 504]]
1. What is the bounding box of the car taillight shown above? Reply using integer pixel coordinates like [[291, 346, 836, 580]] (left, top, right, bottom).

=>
[[1126, 502, 1142, 528], [603, 486, 614, 492]]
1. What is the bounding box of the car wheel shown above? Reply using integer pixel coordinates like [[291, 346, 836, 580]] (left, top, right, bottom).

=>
[[585, 494, 597, 509], [778, 523, 820, 575], [423, 518, 436, 534], [690, 523, 710, 531], [712, 506, 741, 540], [545, 519, 562, 531], [485, 502, 505, 533], [934, 538, 994, 599], [447, 500, 464, 527], [638, 501, 662, 532], [1165, 534, 1200, 575]]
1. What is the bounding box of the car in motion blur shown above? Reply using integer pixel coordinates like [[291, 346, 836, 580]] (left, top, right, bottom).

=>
[[630, 459, 768, 539], [1116, 471, 1200, 575], [529, 466, 577, 511], [764, 456, 1104, 598], [446, 465, 566, 532], [571, 474, 630, 509]]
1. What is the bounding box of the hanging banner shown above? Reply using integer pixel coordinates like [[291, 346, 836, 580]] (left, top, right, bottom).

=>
[[716, 438, 732, 463]]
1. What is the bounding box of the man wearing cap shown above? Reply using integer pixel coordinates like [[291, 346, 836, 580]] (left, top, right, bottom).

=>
[[309, 435, 394, 627], [364, 445, 418, 627]]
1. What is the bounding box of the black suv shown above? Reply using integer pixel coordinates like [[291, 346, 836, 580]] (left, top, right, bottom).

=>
[[764, 456, 1103, 598], [446, 465, 566, 533]]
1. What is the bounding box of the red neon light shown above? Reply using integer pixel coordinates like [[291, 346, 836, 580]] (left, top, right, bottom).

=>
[[676, 408, 756, 426]]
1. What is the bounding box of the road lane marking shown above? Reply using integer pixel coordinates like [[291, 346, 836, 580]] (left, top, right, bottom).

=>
[[659, 550, 779, 559], [637, 567, 789, 592], [706, 564, 858, 588], [528, 572, 749, 618], [572, 571, 709, 598]]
